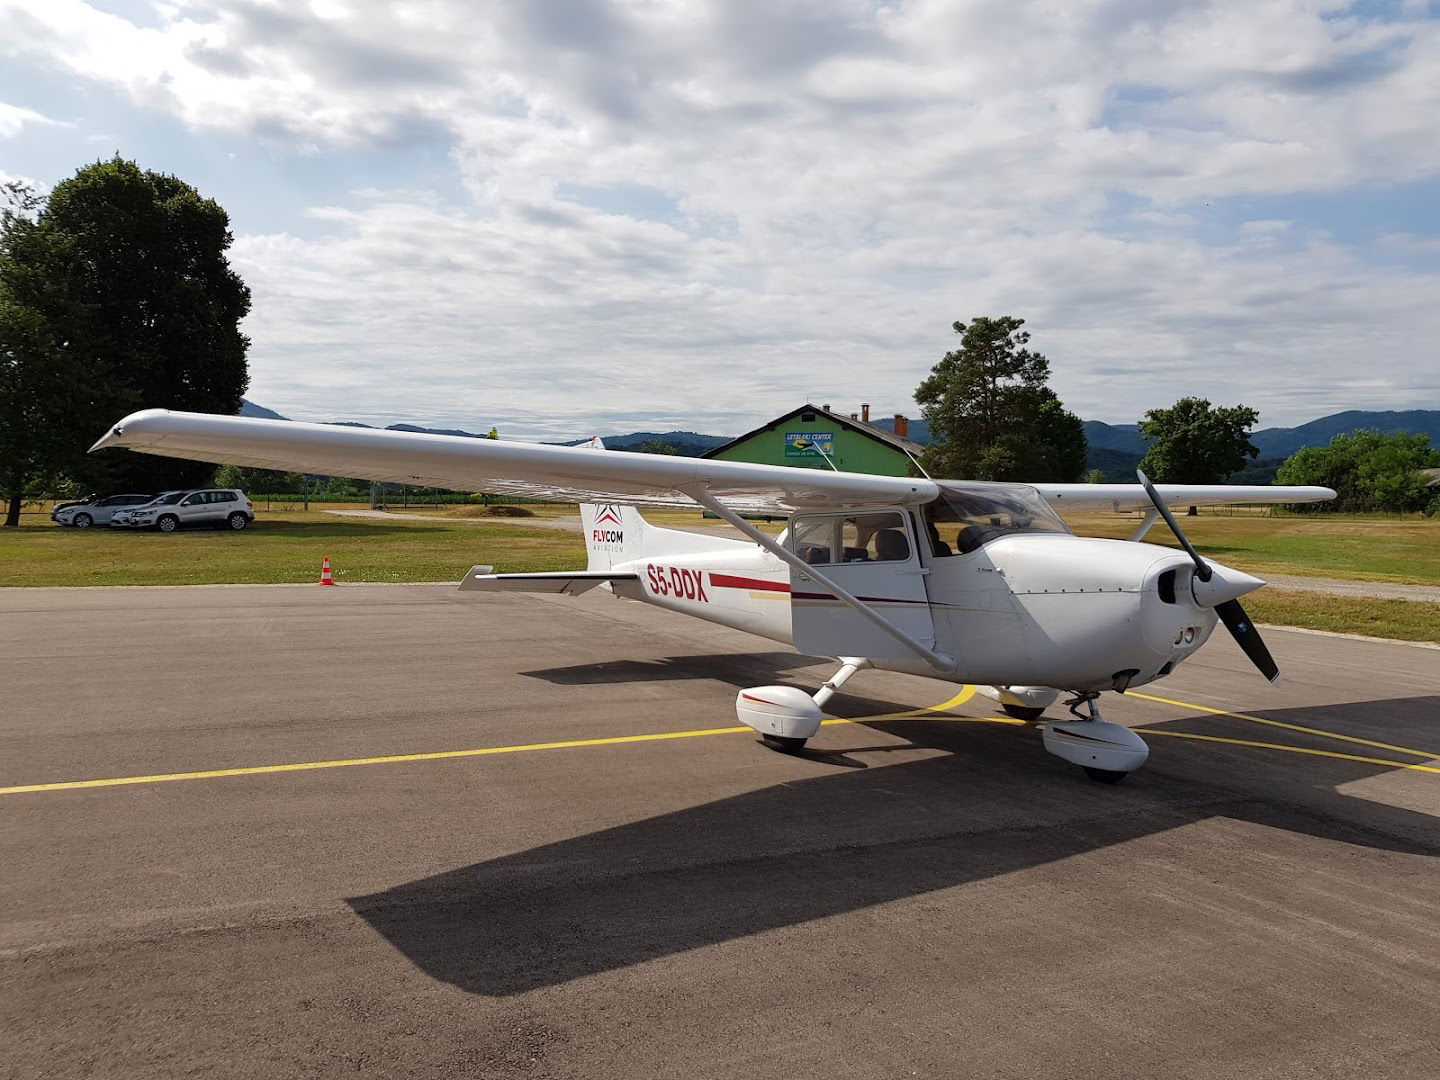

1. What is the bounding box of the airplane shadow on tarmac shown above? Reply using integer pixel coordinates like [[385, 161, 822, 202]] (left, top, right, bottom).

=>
[[348, 655, 1440, 997]]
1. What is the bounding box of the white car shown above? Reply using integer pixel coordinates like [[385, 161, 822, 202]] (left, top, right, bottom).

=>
[[52, 494, 153, 528], [111, 489, 255, 532]]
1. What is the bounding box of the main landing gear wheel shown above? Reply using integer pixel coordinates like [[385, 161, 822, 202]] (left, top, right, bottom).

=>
[[760, 733, 808, 754], [1002, 702, 1046, 722], [1042, 693, 1150, 783], [1083, 766, 1128, 784]]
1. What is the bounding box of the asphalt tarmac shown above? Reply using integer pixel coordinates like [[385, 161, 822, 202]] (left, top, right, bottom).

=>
[[2, 584, 1438, 1079]]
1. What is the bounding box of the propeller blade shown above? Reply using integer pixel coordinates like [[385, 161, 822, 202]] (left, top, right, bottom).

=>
[[1136, 468, 1212, 582], [1137, 469, 1278, 684], [1215, 599, 1280, 684], [1140, 466, 1209, 578]]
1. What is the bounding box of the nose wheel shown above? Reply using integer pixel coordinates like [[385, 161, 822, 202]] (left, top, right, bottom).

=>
[[1042, 693, 1149, 783]]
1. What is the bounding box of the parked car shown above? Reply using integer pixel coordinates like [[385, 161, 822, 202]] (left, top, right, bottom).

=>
[[110, 491, 183, 528], [111, 489, 255, 532], [51, 492, 100, 518], [52, 493, 153, 528]]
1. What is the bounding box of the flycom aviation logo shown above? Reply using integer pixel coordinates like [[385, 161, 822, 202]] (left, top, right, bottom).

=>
[[592, 505, 625, 547]]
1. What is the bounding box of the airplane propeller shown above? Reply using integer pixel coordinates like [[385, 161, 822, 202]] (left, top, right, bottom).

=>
[[1137, 469, 1280, 685]]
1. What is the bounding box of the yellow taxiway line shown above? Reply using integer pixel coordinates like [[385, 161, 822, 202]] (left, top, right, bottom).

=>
[[1, 683, 1433, 796], [1128, 691, 1440, 761]]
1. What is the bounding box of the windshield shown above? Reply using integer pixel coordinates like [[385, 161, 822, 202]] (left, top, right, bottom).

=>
[[140, 491, 185, 507], [924, 483, 1072, 556]]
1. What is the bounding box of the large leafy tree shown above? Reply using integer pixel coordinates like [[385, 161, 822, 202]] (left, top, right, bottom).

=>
[[1276, 430, 1438, 513], [1, 158, 251, 504], [1, 182, 90, 525], [915, 316, 1086, 482], [1137, 397, 1260, 484]]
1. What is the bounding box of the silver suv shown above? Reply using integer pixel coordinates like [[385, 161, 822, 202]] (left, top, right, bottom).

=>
[[52, 494, 153, 528], [112, 489, 254, 532]]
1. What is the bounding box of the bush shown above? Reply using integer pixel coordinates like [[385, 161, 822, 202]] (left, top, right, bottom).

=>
[[1275, 430, 1439, 513]]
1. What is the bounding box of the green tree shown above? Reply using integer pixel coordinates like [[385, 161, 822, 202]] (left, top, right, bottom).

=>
[[633, 438, 678, 455], [915, 316, 1087, 481], [486, 427, 499, 440], [1138, 398, 1260, 484], [0, 291, 78, 524], [1276, 430, 1439, 513], [1, 182, 88, 525], [2, 157, 251, 497], [213, 465, 308, 494]]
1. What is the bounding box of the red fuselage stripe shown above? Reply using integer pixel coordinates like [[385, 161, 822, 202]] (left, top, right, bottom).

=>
[[708, 573, 923, 606], [709, 573, 791, 594]]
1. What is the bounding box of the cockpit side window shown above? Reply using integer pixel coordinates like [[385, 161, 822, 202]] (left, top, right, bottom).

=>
[[924, 483, 1072, 556], [790, 511, 914, 564]]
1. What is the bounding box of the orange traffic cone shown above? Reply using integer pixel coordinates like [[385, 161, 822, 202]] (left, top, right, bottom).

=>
[[319, 555, 336, 586]]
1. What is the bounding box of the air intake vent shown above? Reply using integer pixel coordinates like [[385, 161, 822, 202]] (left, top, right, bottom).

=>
[[1158, 569, 1177, 604]]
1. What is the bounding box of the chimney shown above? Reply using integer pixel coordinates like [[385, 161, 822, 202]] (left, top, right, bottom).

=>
[[894, 414, 909, 439], [850, 412, 858, 419], [821, 403, 830, 412], [861, 403, 871, 423]]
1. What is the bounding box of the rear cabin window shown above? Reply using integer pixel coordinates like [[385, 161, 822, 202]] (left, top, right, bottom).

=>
[[790, 512, 912, 565]]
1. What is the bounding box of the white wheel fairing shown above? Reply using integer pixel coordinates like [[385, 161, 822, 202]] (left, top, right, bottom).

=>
[[1042, 720, 1150, 774]]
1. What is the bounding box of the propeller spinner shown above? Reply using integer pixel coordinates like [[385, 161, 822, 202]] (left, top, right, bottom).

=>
[[1137, 469, 1280, 685]]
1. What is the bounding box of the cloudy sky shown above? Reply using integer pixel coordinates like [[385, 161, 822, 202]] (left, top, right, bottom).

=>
[[2, 0, 1438, 440]]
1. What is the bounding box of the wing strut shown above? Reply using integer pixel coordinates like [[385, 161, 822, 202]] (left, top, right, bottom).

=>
[[687, 487, 956, 674]]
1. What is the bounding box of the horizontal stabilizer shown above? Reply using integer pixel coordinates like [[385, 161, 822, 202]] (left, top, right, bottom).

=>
[[458, 567, 639, 596]]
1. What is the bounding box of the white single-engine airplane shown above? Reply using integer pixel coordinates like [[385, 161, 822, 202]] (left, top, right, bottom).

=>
[[93, 410, 1336, 783]]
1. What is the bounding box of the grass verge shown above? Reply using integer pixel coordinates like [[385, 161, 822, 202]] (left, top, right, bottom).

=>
[[1245, 590, 1438, 644], [1061, 510, 1439, 585], [0, 510, 585, 587]]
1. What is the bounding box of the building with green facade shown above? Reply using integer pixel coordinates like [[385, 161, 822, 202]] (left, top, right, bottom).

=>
[[703, 403, 925, 477]]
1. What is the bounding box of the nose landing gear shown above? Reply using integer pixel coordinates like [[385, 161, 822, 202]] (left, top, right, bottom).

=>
[[1041, 692, 1150, 783]]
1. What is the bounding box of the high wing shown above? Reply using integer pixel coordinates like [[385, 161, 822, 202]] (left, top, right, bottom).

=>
[[91, 410, 937, 512], [91, 410, 1336, 513], [1030, 483, 1335, 512]]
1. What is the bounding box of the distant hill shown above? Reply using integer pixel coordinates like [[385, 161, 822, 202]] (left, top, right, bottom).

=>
[[1249, 410, 1440, 458], [1082, 420, 1146, 455], [557, 431, 730, 457], [388, 423, 493, 439], [238, 399, 287, 421]]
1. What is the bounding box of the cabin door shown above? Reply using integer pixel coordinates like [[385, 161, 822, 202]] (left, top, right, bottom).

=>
[[787, 509, 935, 659]]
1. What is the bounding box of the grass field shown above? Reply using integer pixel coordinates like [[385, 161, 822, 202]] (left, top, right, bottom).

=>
[[0, 508, 585, 587], [1060, 510, 1440, 585], [2, 502, 1435, 641], [1243, 590, 1440, 642]]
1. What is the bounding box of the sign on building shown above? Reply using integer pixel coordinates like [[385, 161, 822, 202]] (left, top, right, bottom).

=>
[[785, 431, 835, 459]]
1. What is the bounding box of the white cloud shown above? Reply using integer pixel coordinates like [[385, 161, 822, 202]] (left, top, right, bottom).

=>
[[3, 0, 1440, 435], [0, 101, 60, 138]]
